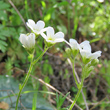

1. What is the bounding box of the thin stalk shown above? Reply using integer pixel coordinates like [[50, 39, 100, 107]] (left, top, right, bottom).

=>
[[15, 47, 48, 110], [32, 47, 48, 65], [32, 82, 39, 110], [71, 58, 79, 87], [69, 66, 85, 110], [69, 83, 83, 110], [15, 54, 34, 110], [25, 0, 29, 19]]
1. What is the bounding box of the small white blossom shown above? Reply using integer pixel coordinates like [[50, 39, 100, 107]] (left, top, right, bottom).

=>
[[80, 40, 91, 53], [97, 0, 104, 3], [80, 40, 101, 60], [65, 39, 81, 56], [19, 33, 35, 49], [67, 39, 80, 50], [89, 51, 102, 59], [26, 19, 47, 35], [40, 27, 64, 44], [80, 50, 91, 59]]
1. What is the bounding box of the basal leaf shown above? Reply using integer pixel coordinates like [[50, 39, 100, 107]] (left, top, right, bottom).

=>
[[0, 76, 55, 110]]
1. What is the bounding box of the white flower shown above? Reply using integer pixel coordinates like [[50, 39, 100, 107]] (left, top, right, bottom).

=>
[[80, 50, 91, 58], [40, 27, 64, 44], [80, 40, 91, 52], [26, 19, 47, 35], [97, 0, 104, 3], [68, 39, 80, 50], [65, 39, 81, 56], [19, 33, 35, 49], [89, 51, 102, 59], [80, 40, 101, 60]]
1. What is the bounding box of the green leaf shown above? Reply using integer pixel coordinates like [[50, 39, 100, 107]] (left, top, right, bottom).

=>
[[0, 76, 55, 110], [55, 92, 70, 109], [0, 1, 10, 10], [0, 40, 8, 52], [0, 11, 7, 21], [0, 25, 18, 52]]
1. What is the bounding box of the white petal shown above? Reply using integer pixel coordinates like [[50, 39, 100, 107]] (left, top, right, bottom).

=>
[[19, 34, 26, 44], [36, 20, 45, 31], [83, 46, 91, 52], [69, 39, 77, 44], [19, 34, 28, 47], [20, 34, 30, 48], [39, 27, 49, 34], [69, 39, 80, 50], [31, 33, 35, 45], [46, 27, 54, 38], [97, 0, 104, 3], [69, 39, 76, 42], [54, 32, 64, 39], [80, 40, 91, 52], [54, 38, 64, 43], [80, 50, 91, 58], [80, 40, 90, 47], [89, 51, 102, 59], [28, 33, 35, 47], [19, 33, 35, 49], [40, 33, 47, 40], [26, 19, 35, 30]]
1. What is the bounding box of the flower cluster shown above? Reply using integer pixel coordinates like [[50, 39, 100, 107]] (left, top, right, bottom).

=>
[[19, 19, 65, 54], [19, 19, 101, 64], [18, 19, 102, 110], [66, 39, 101, 62], [65, 39, 101, 78]]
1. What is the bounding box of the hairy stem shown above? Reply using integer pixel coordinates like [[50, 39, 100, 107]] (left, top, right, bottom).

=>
[[69, 57, 86, 110], [15, 54, 34, 110], [69, 83, 83, 110], [72, 58, 79, 87], [15, 47, 48, 110], [32, 47, 48, 65]]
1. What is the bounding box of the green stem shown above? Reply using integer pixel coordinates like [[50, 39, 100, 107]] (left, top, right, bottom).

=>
[[69, 83, 83, 110], [32, 47, 48, 65], [15, 54, 34, 110], [69, 65, 86, 110], [32, 82, 39, 110], [70, 58, 79, 87], [15, 47, 48, 110]]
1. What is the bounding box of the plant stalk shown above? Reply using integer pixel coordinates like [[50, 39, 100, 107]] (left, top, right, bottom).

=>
[[72, 59, 79, 87], [15, 54, 34, 110], [69, 83, 83, 110], [15, 47, 48, 110]]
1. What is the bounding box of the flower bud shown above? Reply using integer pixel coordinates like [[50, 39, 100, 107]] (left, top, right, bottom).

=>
[[90, 59, 99, 66], [19, 33, 35, 54], [65, 39, 80, 57], [65, 48, 72, 58], [84, 66, 94, 78]]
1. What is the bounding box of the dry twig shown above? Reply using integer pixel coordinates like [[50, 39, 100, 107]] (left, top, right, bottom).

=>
[[30, 75, 83, 110], [89, 97, 106, 110]]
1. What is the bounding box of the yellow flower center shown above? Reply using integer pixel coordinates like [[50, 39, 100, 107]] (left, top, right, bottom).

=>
[[48, 36, 54, 40]]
